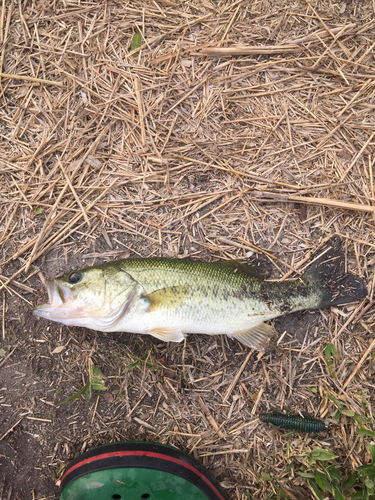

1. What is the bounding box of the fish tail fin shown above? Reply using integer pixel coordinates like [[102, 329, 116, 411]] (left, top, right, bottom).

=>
[[302, 236, 367, 308]]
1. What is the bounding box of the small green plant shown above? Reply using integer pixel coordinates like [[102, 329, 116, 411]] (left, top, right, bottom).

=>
[[131, 33, 142, 55], [123, 354, 157, 372], [116, 347, 158, 375], [324, 343, 337, 377], [59, 358, 107, 405], [261, 469, 293, 500], [326, 392, 375, 442], [297, 445, 375, 500]]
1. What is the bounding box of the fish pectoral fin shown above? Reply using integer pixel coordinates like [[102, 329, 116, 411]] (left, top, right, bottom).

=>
[[230, 322, 275, 350], [143, 285, 188, 312], [147, 327, 185, 343]]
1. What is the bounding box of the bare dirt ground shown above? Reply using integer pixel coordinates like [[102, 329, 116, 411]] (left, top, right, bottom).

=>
[[0, 1, 375, 499]]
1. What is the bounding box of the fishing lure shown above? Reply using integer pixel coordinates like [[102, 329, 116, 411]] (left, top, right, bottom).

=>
[[259, 410, 326, 433]]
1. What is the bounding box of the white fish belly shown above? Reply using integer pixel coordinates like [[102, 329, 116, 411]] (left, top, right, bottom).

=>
[[111, 294, 277, 336]]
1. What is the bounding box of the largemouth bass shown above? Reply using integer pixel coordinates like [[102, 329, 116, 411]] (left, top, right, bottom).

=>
[[33, 237, 367, 349]]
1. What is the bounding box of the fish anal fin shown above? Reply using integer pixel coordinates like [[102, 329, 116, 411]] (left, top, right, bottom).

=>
[[144, 285, 188, 312], [230, 322, 275, 350], [147, 327, 185, 343]]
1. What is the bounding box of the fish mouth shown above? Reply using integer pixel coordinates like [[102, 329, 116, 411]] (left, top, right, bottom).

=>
[[33, 280, 77, 320]]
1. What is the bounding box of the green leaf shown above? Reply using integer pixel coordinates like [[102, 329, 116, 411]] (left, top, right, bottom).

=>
[[355, 415, 368, 426], [369, 444, 375, 464], [325, 343, 337, 360], [91, 381, 106, 391], [311, 448, 338, 461], [59, 383, 90, 405], [0, 348, 5, 356], [327, 393, 341, 404], [363, 490, 371, 500], [308, 479, 326, 500], [351, 493, 365, 499], [310, 387, 318, 393], [333, 409, 341, 421], [90, 365, 107, 391], [314, 471, 332, 492], [341, 409, 355, 417], [59, 360, 106, 405], [131, 33, 142, 55], [359, 427, 375, 438], [34, 207, 42, 215], [146, 361, 158, 370], [282, 463, 294, 476], [357, 465, 375, 479], [326, 464, 342, 482], [363, 478, 374, 489], [343, 474, 358, 491], [84, 388, 91, 401], [331, 490, 346, 500], [324, 343, 337, 376], [124, 359, 141, 371], [56, 387, 63, 395], [298, 472, 315, 478], [261, 472, 272, 481]]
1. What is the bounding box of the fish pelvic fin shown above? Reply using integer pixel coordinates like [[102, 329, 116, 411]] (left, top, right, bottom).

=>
[[143, 285, 188, 312], [230, 322, 275, 350], [147, 327, 185, 342], [302, 236, 367, 307]]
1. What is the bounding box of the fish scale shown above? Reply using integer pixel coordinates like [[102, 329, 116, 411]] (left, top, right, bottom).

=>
[[120, 258, 271, 337]]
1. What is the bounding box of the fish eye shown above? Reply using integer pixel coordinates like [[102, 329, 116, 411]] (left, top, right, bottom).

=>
[[67, 272, 82, 284]]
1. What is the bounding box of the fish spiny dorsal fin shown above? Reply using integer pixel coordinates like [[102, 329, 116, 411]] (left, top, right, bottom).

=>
[[230, 322, 275, 349], [215, 260, 265, 280]]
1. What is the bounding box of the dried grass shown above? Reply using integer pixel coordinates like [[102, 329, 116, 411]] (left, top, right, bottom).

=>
[[0, 0, 375, 499]]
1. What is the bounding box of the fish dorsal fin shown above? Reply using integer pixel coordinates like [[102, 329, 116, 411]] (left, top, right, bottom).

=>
[[216, 260, 264, 280], [231, 322, 275, 350], [147, 327, 185, 342], [143, 285, 188, 312]]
